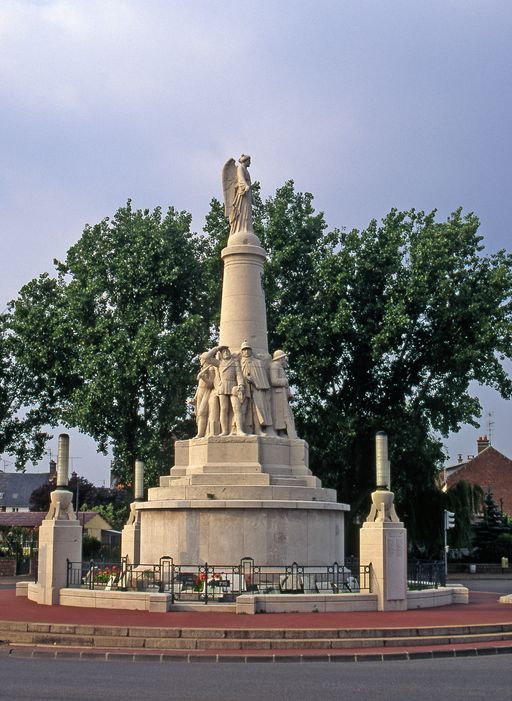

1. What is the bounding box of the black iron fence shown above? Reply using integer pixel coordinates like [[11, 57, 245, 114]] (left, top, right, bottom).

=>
[[67, 557, 372, 603], [407, 560, 446, 589]]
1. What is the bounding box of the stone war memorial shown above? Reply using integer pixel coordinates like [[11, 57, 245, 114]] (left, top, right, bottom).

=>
[[24, 156, 469, 613], [122, 154, 349, 568]]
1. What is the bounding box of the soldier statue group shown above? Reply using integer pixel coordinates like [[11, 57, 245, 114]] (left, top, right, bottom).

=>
[[191, 341, 297, 440]]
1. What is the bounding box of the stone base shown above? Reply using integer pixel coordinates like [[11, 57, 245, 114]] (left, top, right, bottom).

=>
[[235, 592, 377, 614], [59, 588, 171, 612], [359, 520, 407, 611], [128, 434, 347, 567], [134, 500, 348, 566], [29, 518, 82, 605], [235, 586, 468, 614], [16, 579, 468, 614], [150, 436, 337, 503], [121, 519, 141, 566]]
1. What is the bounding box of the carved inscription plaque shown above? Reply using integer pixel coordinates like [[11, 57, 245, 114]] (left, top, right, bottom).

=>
[[385, 531, 406, 600]]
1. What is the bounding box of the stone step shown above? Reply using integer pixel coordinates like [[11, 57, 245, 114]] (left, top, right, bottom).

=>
[[185, 464, 264, 475], [148, 484, 338, 503], [265, 465, 313, 477], [171, 464, 313, 476], [167, 473, 272, 487], [161, 465, 314, 487], [270, 477, 309, 487], [1, 620, 511, 651]]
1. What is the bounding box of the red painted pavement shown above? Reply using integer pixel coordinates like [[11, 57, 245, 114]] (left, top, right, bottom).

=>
[[1, 590, 511, 630]]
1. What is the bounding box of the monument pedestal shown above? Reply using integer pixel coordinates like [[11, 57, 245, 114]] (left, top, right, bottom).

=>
[[134, 499, 346, 566], [360, 520, 407, 611], [127, 435, 348, 565], [29, 490, 82, 605]]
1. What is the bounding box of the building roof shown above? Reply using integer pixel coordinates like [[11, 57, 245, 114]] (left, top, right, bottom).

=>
[[0, 472, 50, 509], [0, 511, 108, 529], [445, 445, 512, 515]]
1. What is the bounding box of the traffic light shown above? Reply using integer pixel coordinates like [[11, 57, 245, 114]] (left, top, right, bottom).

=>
[[444, 510, 455, 530]]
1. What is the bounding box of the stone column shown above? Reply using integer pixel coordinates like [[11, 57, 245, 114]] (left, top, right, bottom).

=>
[[360, 520, 407, 611], [120, 513, 141, 565], [29, 434, 82, 605], [134, 459, 144, 501], [359, 432, 408, 611], [219, 234, 268, 356], [121, 460, 144, 564]]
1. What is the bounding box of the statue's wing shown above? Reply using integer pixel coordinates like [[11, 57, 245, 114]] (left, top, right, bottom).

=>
[[222, 158, 237, 219]]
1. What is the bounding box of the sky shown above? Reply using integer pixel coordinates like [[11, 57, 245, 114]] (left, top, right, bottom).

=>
[[1, 0, 511, 484]]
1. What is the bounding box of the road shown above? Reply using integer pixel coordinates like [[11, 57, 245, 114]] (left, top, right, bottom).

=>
[[1, 655, 511, 701]]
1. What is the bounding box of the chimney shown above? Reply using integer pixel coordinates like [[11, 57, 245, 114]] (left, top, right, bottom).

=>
[[477, 435, 490, 454], [49, 459, 57, 482]]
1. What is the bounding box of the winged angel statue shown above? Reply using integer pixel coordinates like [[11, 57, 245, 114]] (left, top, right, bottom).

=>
[[222, 155, 254, 236]]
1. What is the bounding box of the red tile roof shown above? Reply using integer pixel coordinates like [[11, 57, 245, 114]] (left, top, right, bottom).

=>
[[0, 511, 99, 528]]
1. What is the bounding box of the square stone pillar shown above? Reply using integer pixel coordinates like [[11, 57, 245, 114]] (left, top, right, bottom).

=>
[[34, 517, 82, 605], [360, 520, 407, 611], [121, 503, 141, 564]]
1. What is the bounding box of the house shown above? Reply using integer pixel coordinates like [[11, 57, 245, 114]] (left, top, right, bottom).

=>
[[0, 510, 114, 541], [0, 462, 56, 512], [444, 436, 512, 516]]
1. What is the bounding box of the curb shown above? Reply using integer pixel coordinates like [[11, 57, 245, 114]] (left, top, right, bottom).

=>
[[2, 645, 512, 663]]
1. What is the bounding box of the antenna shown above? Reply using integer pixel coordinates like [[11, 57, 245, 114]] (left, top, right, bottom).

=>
[[487, 412, 494, 445]]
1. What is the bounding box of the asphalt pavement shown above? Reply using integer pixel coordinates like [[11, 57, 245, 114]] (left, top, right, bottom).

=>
[[1, 655, 511, 701]]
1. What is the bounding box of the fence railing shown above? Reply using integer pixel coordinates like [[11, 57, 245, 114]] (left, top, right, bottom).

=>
[[66, 557, 372, 603], [407, 560, 446, 589]]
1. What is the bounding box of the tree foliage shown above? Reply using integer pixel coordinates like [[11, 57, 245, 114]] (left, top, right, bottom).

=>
[[0, 312, 52, 466], [4, 185, 512, 553], [9, 202, 212, 483], [472, 489, 512, 561], [29, 473, 131, 522], [446, 479, 484, 550], [206, 184, 512, 551]]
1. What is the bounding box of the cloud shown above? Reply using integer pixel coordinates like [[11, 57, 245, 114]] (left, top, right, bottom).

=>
[[1, 0, 512, 478]]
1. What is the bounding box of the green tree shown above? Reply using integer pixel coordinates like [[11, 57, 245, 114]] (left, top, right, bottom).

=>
[[446, 480, 484, 550], [8, 202, 212, 483], [205, 186, 512, 552], [5, 185, 512, 554], [79, 502, 129, 532], [29, 473, 131, 520], [0, 312, 51, 467], [472, 489, 512, 561], [81, 533, 102, 559]]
